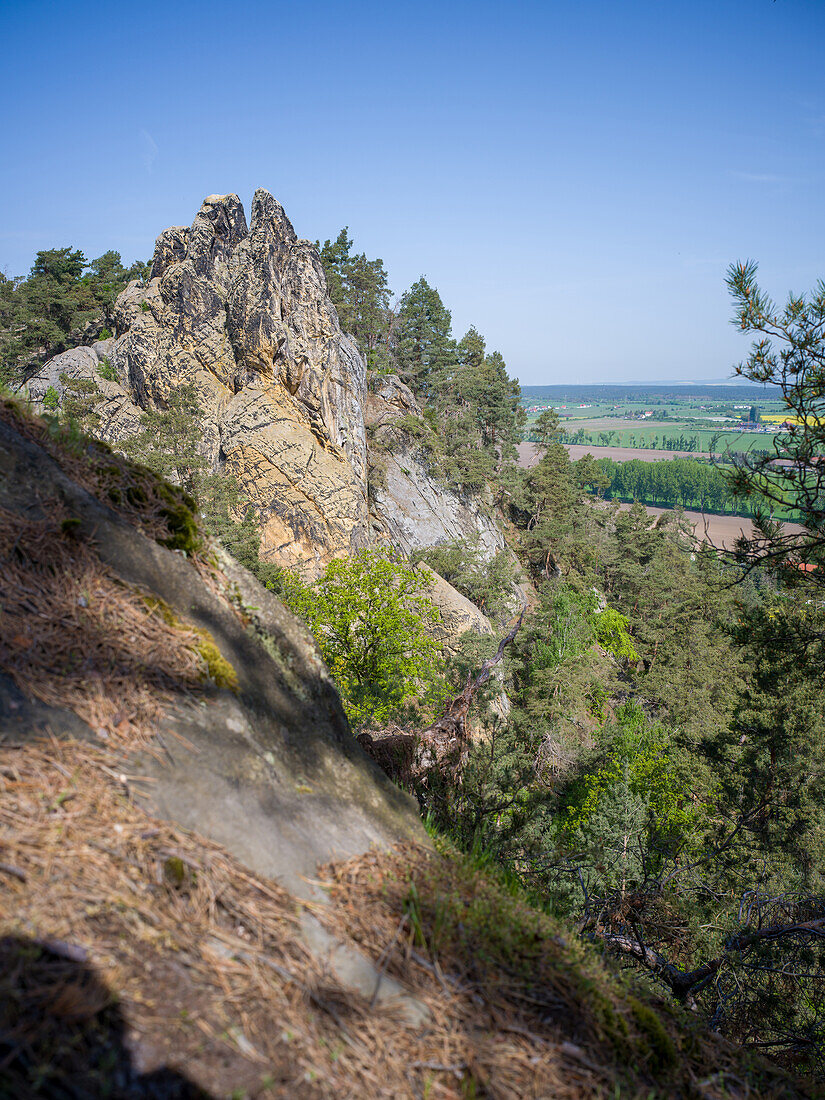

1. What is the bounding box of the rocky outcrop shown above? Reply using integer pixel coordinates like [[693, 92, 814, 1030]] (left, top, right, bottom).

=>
[[365, 375, 506, 561], [25, 340, 144, 443], [0, 406, 424, 897], [27, 192, 506, 573], [28, 191, 370, 573], [415, 563, 511, 724], [415, 562, 494, 654]]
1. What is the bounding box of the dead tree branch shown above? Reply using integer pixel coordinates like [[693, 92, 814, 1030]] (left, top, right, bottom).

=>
[[358, 606, 525, 787]]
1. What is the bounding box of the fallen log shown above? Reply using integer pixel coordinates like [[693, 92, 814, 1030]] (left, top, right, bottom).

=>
[[358, 606, 525, 786]]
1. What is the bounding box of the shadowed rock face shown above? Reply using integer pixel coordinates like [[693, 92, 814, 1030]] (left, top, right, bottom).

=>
[[0, 412, 425, 899], [364, 375, 506, 562], [28, 190, 505, 573]]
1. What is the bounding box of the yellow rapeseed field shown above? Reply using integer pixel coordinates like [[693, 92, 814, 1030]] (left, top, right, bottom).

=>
[[760, 414, 824, 425]]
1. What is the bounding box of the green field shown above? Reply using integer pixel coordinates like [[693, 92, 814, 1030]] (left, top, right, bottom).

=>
[[520, 383, 788, 455], [555, 422, 777, 454]]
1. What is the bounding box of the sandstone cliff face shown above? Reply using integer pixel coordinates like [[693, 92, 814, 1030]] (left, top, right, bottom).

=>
[[415, 561, 495, 653], [25, 339, 144, 443], [28, 191, 505, 573], [30, 191, 369, 573], [365, 375, 506, 561]]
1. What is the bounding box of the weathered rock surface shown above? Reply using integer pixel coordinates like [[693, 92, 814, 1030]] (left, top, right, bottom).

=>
[[415, 562, 494, 654], [29, 191, 371, 573], [24, 343, 144, 443], [0, 407, 430, 1025], [365, 375, 506, 561], [27, 194, 507, 573], [416, 563, 511, 724], [0, 412, 425, 898]]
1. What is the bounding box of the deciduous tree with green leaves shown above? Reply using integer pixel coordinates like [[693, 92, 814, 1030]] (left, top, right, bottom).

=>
[[285, 550, 448, 729]]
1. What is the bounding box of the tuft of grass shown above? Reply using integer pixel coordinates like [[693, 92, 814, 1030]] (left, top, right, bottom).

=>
[[96, 356, 117, 383]]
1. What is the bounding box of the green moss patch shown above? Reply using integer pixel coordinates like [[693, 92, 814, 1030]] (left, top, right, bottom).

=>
[[194, 630, 239, 691], [0, 395, 204, 558]]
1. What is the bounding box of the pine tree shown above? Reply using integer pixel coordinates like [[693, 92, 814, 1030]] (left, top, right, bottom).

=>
[[123, 383, 208, 496], [0, 247, 149, 385], [318, 228, 352, 312], [392, 277, 456, 398], [723, 260, 825, 591], [59, 372, 103, 433], [318, 229, 392, 370]]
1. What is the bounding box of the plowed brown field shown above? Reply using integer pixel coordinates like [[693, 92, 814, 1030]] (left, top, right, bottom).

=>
[[516, 443, 804, 547], [612, 502, 805, 548], [518, 442, 710, 466]]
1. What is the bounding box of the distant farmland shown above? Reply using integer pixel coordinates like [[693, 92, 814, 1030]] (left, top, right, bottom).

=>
[[517, 443, 804, 546], [517, 443, 711, 466], [611, 503, 805, 550], [517, 442, 791, 468], [522, 416, 778, 454]]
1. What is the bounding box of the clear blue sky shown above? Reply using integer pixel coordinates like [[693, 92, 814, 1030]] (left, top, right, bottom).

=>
[[2, 0, 823, 384]]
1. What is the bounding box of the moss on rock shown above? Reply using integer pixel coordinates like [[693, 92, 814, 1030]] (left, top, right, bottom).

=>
[[194, 629, 239, 691], [628, 995, 679, 1072]]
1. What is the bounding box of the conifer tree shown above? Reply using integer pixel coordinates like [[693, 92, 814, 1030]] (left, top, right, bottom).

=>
[[318, 229, 392, 370], [724, 260, 825, 589], [392, 277, 456, 398], [123, 383, 208, 496], [0, 247, 149, 385]]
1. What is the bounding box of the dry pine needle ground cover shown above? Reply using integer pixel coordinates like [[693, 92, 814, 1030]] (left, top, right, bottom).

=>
[[1, 742, 818, 1099], [0, 507, 220, 751], [0, 399, 820, 1098], [1, 396, 202, 554]]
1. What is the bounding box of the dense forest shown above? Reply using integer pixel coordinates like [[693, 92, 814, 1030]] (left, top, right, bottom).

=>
[[3, 231, 825, 1083], [276, 243, 825, 1080], [591, 454, 800, 518], [596, 454, 735, 510]]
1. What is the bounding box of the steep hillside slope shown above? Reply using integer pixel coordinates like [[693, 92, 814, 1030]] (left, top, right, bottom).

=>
[[0, 399, 819, 1098], [0, 399, 423, 891]]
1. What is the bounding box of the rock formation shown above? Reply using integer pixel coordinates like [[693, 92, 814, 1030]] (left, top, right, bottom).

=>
[[416, 562, 511, 723], [0, 404, 424, 897], [364, 374, 505, 560], [27, 190, 505, 574]]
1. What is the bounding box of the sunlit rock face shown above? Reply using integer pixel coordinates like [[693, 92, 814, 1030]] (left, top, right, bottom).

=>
[[31, 191, 368, 573], [30, 191, 505, 573]]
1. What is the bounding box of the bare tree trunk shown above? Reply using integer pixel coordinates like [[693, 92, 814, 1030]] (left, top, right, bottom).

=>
[[358, 607, 525, 787]]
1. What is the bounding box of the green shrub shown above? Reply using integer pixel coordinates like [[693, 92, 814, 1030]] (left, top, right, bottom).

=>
[[415, 537, 514, 619], [97, 355, 117, 382], [284, 549, 448, 728], [589, 606, 639, 664]]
